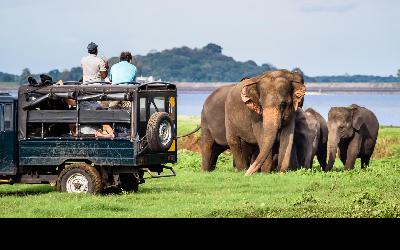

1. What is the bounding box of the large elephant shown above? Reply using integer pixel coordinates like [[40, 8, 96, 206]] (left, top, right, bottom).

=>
[[224, 70, 306, 176], [294, 108, 328, 170], [200, 82, 258, 171], [326, 104, 379, 170]]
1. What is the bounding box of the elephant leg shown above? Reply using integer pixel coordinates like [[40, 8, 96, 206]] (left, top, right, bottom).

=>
[[317, 142, 328, 171], [288, 143, 299, 171], [201, 127, 218, 171], [277, 113, 296, 172], [210, 143, 228, 170], [241, 140, 257, 171], [345, 135, 362, 170], [364, 155, 371, 167], [361, 155, 371, 169], [227, 135, 250, 172]]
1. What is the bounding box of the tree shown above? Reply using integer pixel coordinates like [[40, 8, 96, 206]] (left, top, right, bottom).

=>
[[19, 68, 31, 85], [397, 69, 400, 78], [203, 43, 222, 54]]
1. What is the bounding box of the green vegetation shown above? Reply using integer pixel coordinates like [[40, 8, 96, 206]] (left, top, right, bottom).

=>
[[1, 43, 399, 83], [133, 43, 276, 82], [0, 116, 399, 218], [0, 82, 19, 89]]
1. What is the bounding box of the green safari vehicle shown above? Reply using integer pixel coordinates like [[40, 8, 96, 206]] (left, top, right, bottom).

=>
[[0, 81, 177, 193]]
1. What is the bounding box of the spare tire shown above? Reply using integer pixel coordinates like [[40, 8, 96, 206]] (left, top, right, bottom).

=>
[[146, 112, 174, 152]]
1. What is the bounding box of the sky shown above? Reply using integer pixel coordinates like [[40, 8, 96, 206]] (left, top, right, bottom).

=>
[[0, 0, 399, 76]]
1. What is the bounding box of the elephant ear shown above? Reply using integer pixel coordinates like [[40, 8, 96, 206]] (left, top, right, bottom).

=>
[[352, 107, 363, 131], [241, 78, 262, 115], [292, 81, 306, 111]]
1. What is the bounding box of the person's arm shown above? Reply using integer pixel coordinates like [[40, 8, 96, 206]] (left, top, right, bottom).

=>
[[99, 59, 109, 79], [100, 71, 108, 79]]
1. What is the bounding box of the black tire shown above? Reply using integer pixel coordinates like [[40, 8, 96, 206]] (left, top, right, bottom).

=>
[[146, 112, 174, 152], [57, 163, 103, 194], [119, 173, 139, 192]]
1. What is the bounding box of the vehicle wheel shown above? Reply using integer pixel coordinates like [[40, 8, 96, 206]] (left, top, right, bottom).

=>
[[146, 112, 174, 152], [57, 163, 103, 194], [119, 173, 139, 192]]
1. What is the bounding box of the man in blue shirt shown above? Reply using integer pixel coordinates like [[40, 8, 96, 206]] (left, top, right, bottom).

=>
[[109, 51, 137, 84]]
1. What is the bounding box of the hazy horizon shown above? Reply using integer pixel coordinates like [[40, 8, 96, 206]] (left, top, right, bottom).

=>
[[0, 0, 399, 77]]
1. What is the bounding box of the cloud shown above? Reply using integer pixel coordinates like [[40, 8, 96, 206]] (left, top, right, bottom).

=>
[[299, 0, 358, 13]]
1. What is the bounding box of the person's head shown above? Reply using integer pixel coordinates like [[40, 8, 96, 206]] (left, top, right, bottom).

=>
[[120, 51, 133, 63], [87, 42, 98, 55]]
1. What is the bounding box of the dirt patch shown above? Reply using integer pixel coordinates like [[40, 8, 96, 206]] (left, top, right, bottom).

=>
[[178, 135, 201, 153], [373, 136, 400, 159]]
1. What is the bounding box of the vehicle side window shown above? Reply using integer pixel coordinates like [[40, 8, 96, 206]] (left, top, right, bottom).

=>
[[150, 97, 165, 116], [0, 105, 4, 131], [140, 98, 146, 122], [4, 104, 12, 131]]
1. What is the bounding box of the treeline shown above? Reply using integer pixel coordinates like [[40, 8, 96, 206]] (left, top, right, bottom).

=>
[[134, 43, 276, 82], [306, 75, 400, 83], [1, 43, 400, 83]]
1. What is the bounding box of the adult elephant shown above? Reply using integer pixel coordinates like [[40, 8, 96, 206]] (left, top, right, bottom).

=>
[[225, 70, 306, 176], [294, 108, 328, 170], [326, 104, 379, 170], [201, 82, 258, 171]]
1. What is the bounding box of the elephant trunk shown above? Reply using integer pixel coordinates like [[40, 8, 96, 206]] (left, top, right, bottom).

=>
[[245, 108, 280, 176], [326, 133, 339, 171]]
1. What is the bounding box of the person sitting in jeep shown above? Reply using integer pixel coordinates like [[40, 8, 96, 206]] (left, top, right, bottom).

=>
[[109, 51, 137, 84], [81, 42, 109, 84], [71, 101, 115, 139]]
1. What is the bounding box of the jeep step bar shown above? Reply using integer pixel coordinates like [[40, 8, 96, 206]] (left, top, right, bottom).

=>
[[143, 166, 176, 179]]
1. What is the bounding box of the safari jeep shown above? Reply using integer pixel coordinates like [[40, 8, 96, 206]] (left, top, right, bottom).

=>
[[0, 81, 177, 194]]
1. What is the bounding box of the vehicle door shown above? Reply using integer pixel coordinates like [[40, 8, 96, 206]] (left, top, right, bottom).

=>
[[0, 102, 17, 174]]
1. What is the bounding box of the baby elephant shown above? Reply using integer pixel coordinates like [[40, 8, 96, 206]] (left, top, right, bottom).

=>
[[294, 108, 328, 170], [326, 104, 379, 170]]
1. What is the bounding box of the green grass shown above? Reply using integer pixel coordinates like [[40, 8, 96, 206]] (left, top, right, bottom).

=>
[[1, 117, 400, 218], [0, 82, 18, 89], [177, 115, 201, 136]]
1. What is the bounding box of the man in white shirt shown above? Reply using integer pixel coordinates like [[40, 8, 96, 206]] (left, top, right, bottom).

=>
[[81, 42, 109, 84]]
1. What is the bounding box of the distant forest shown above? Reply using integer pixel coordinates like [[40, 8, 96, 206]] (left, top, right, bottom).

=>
[[1, 43, 400, 84]]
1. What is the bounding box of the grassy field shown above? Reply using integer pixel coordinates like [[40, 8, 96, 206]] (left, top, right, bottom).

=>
[[0, 82, 19, 89], [0, 116, 399, 218]]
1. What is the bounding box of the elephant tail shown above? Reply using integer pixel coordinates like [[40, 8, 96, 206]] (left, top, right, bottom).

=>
[[176, 125, 201, 139]]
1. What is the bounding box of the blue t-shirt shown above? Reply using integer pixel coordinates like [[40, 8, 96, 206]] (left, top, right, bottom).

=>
[[110, 61, 137, 84]]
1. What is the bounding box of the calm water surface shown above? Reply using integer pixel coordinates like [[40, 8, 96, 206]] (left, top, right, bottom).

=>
[[3, 90, 399, 126], [178, 92, 400, 126]]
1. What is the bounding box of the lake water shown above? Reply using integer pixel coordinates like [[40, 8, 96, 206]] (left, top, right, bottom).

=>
[[178, 91, 400, 126], [3, 89, 399, 126]]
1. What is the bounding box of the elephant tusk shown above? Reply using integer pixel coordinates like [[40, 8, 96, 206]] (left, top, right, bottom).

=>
[[245, 160, 265, 176]]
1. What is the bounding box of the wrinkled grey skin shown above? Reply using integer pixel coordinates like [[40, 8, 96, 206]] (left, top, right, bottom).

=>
[[326, 104, 379, 170], [200, 84, 233, 171], [293, 108, 328, 170], [201, 84, 258, 171]]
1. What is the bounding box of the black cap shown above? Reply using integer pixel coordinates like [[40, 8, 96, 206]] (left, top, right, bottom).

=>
[[87, 42, 98, 51]]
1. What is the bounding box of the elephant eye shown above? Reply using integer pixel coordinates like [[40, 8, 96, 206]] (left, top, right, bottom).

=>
[[279, 102, 287, 110]]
